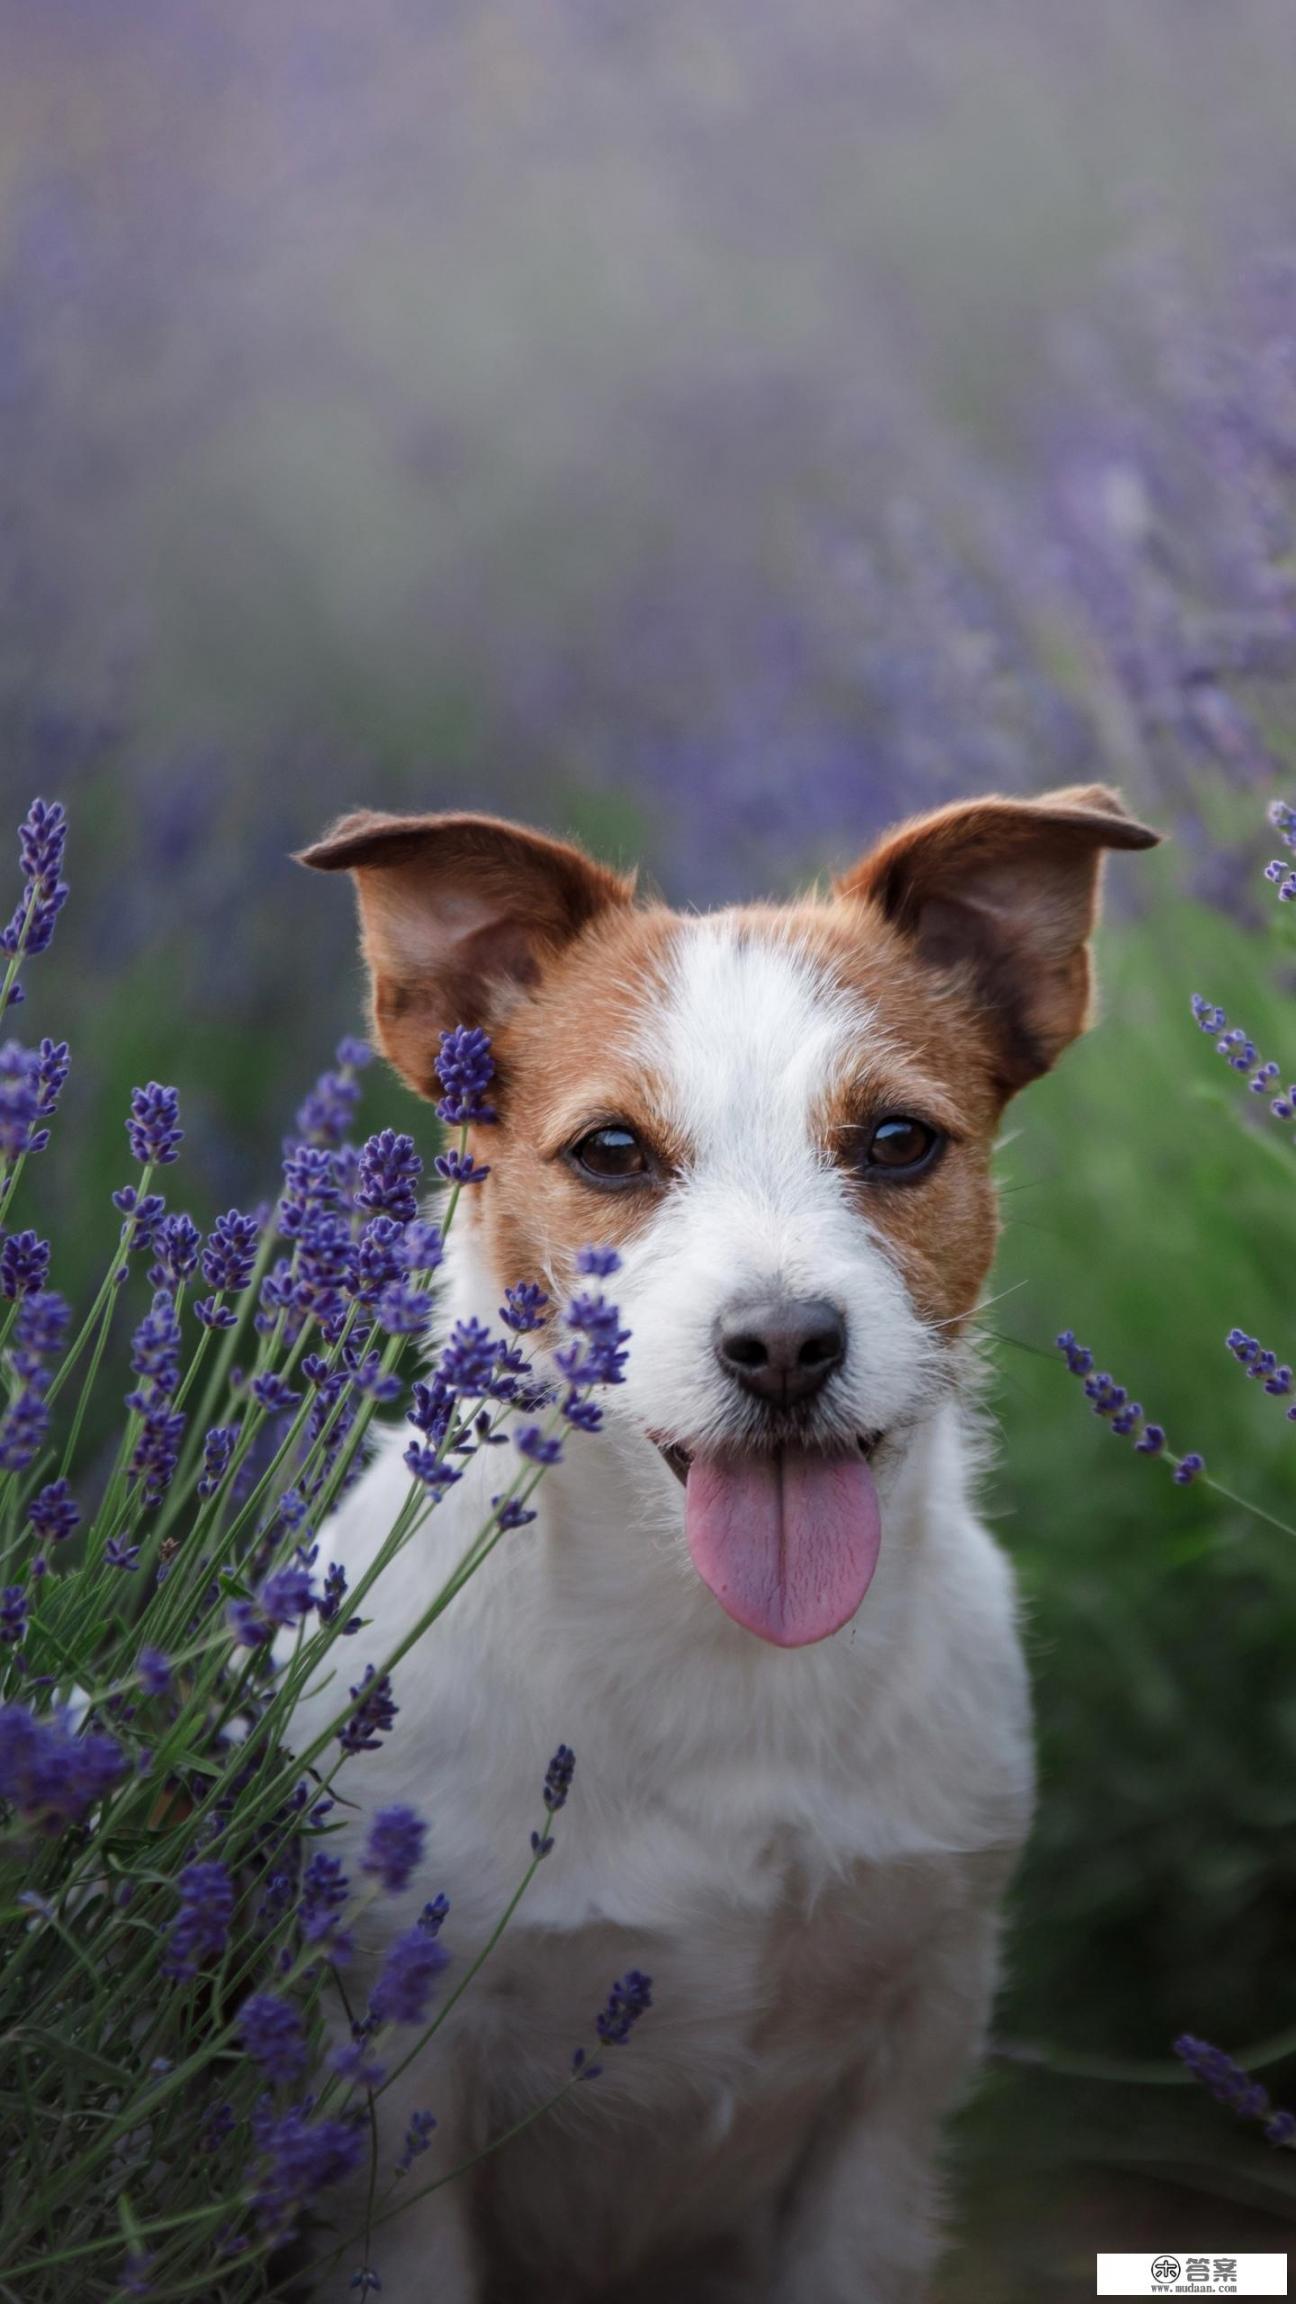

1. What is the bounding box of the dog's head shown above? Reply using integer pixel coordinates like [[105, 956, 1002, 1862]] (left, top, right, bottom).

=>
[[301, 788, 1157, 1648]]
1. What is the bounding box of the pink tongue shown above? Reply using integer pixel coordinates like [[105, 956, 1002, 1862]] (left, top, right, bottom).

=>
[[684, 1448, 882, 1648]]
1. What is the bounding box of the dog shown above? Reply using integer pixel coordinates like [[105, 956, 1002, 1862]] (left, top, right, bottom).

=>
[[290, 784, 1157, 2303]]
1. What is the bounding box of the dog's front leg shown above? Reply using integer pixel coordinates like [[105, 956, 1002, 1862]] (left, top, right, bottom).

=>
[[769, 1874, 1009, 2304]]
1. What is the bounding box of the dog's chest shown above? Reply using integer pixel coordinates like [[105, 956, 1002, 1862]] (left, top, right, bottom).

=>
[[454, 1839, 980, 2287]]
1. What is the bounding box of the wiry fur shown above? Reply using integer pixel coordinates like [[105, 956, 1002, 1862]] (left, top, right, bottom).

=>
[[292, 788, 1157, 2301]]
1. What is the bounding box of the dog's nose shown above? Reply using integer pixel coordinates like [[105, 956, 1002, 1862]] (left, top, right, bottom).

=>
[[713, 1296, 846, 1407]]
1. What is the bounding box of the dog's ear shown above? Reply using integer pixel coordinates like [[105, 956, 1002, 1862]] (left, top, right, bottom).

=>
[[835, 784, 1160, 1096], [297, 811, 635, 1100]]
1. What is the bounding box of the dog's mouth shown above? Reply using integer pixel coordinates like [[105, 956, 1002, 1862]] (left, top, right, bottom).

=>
[[653, 1431, 883, 1487], [649, 1432, 885, 1649]]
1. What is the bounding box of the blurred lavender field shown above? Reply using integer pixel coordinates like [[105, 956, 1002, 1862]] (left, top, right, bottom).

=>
[[6, 1, 1296, 2288]]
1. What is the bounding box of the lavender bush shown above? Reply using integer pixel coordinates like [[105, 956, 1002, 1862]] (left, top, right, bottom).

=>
[[0, 798, 649, 2302], [1035, 793, 1296, 2177]]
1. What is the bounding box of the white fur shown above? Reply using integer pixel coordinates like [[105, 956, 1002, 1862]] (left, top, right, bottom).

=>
[[290, 921, 1033, 2303]]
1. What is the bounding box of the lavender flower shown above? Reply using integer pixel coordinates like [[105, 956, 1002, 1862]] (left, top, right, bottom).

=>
[[376, 1280, 433, 1336], [163, 1861, 236, 1979], [338, 1666, 398, 1756], [295, 1036, 372, 1150], [351, 1215, 408, 1305], [532, 1742, 576, 1856], [197, 1424, 237, 1499], [356, 1129, 423, 1222], [14, 1289, 69, 1358], [137, 1647, 171, 1697], [594, 1969, 654, 2047], [149, 1211, 202, 1289], [331, 2033, 387, 2091], [0, 1587, 29, 1645], [361, 1805, 426, 1894], [515, 1425, 562, 1466], [1174, 2034, 1296, 2143], [247, 2100, 365, 2244], [501, 1280, 549, 1334], [0, 1228, 49, 1299], [1225, 1327, 1295, 1403], [238, 1992, 309, 2086], [259, 1565, 317, 1628], [434, 1147, 490, 1186], [207, 1203, 260, 1280], [395, 2108, 437, 2173], [126, 1082, 183, 1167], [104, 1535, 140, 1573], [0, 1044, 44, 1160], [576, 1246, 622, 1278], [299, 1852, 351, 1947], [555, 1272, 630, 1389], [31, 1037, 68, 1132], [1, 798, 69, 968], [1056, 1333, 1200, 1478], [369, 1925, 450, 2026], [112, 1185, 167, 1259], [403, 1217, 444, 1274], [435, 1025, 497, 1126], [543, 1743, 575, 1813], [438, 1318, 499, 1395], [25, 1478, 78, 1549], [0, 1704, 127, 1835]]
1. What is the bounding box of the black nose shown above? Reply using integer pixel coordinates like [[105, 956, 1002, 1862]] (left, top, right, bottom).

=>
[[713, 1296, 847, 1407]]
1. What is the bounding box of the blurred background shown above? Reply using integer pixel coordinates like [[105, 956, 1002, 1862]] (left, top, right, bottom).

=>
[[5, 1, 1296, 2289]]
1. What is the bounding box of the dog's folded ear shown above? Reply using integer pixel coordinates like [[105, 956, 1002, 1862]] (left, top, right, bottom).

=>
[[297, 811, 634, 1100], [835, 784, 1160, 1096]]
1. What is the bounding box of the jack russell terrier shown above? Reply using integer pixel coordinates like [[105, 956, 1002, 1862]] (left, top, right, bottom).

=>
[[292, 784, 1157, 2303]]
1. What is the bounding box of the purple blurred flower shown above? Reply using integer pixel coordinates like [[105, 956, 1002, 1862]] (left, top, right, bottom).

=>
[[369, 1924, 449, 2025], [361, 1805, 426, 1894], [163, 1860, 236, 1979]]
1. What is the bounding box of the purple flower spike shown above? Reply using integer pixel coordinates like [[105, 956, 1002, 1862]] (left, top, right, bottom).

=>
[[515, 1425, 563, 1466], [501, 1280, 549, 1334], [339, 1666, 398, 1756], [0, 1586, 29, 1645], [0, 1044, 45, 1159], [247, 2100, 365, 2244], [137, 1647, 171, 1697], [0, 1229, 50, 1299], [361, 1805, 426, 1894], [0, 1703, 127, 1834], [1174, 2033, 1296, 2142], [238, 1991, 309, 2085], [435, 1025, 497, 1126], [594, 1968, 653, 2047], [1056, 1333, 1194, 1476], [395, 2108, 437, 2173], [202, 1208, 260, 1294], [356, 1129, 423, 1222], [2, 799, 69, 968], [127, 1081, 183, 1167], [27, 1477, 79, 1547], [370, 1924, 450, 2025], [434, 1147, 490, 1186], [164, 1860, 235, 1978]]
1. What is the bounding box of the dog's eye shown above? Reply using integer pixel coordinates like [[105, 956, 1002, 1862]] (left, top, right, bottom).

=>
[[859, 1116, 942, 1178], [569, 1124, 651, 1185]]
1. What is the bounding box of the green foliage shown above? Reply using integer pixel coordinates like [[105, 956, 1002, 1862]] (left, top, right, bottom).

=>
[[993, 838, 1296, 2056]]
